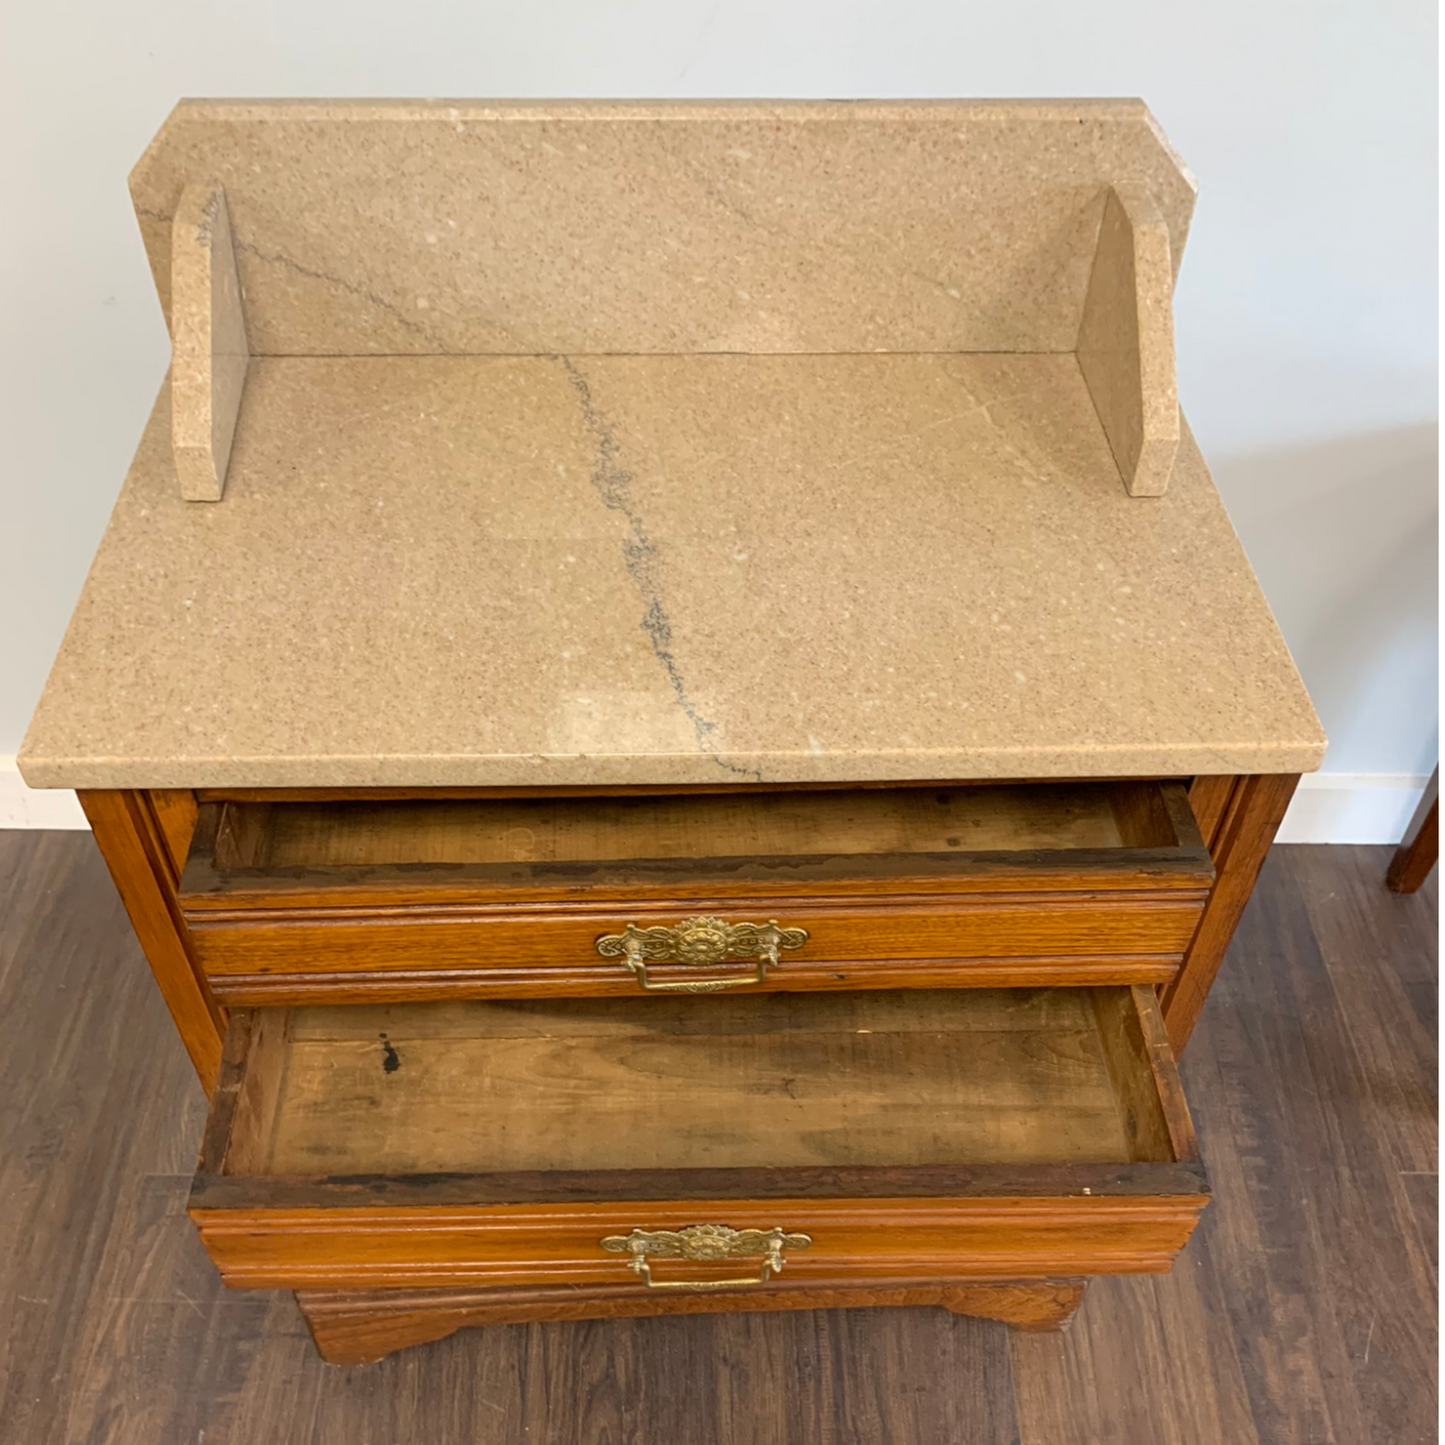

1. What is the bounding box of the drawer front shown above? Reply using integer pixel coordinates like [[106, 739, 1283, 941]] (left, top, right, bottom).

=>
[[179, 781, 1214, 1001], [191, 1196, 1208, 1292], [190, 894, 1206, 1004], [188, 985, 1209, 1295]]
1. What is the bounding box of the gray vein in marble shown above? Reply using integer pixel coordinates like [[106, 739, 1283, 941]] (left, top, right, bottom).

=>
[[555, 354, 762, 782], [932, 360, 1056, 485], [233, 239, 456, 352], [139, 203, 471, 354]]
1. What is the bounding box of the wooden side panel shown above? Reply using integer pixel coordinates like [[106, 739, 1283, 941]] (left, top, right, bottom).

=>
[[1161, 773, 1299, 1053], [1089, 987, 1174, 1162], [1109, 780, 1183, 848], [79, 789, 225, 1093], [211, 801, 273, 870], [1126, 983, 1200, 1163], [297, 1279, 1088, 1362], [1187, 774, 1236, 851], [147, 789, 200, 877], [1090, 985, 1199, 1165]]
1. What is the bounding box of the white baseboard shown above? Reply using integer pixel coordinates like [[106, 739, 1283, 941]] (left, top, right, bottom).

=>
[[0, 756, 1429, 845], [1275, 772, 1430, 844], [0, 757, 89, 828]]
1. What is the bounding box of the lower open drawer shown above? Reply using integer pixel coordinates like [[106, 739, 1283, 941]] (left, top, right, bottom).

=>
[[189, 985, 1209, 1292]]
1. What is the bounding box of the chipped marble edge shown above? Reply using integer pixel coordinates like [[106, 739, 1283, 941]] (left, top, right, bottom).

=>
[[16, 739, 1328, 792]]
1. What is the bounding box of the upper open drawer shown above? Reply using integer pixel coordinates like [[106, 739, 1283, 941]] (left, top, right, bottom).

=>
[[178, 781, 1213, 1004]]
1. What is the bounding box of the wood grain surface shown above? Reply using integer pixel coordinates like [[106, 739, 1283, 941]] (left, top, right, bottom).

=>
[[78, 789, 224, 1091], [231, 784, 1147, 865], [0, 833, 1433, 1442], [1388, 766, 1439, 894], [218, 989, 1174, 1174], [181, 778, 1205, 885], [296, 1279, 1089, 1364], [177, 781, 1212, 1001], [1164, 772, 1299, 1052]]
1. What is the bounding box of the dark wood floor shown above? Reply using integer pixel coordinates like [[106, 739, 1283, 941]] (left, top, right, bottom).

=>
[[0, 833, 1435, 1444]]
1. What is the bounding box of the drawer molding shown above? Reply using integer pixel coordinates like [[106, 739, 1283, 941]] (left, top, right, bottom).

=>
[[203, 952, 1188, 1005]]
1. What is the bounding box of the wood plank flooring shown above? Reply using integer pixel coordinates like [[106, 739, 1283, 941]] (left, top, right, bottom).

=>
[[0, 832, 1434, 1443]]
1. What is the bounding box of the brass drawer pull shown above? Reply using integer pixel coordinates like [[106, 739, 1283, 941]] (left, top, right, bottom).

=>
[[595, 915, 808, 992], [601, 1224, 812, 1290]]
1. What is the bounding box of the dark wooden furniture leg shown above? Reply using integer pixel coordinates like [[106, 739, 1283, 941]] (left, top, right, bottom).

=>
[[1166, 774, 1300, 1054], [296, 1280, 1088, 1365], [1387, 766, 1438, 894], [79, 788, 225, 1094]]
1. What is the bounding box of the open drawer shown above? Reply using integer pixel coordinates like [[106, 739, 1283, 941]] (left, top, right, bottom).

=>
[[178, 782, 1214, 1003], [189, 985, 1209, 1305]]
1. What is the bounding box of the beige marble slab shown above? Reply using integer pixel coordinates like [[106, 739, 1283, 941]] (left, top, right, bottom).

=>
[[19, 353, 1324, 789], [129, 99, 1196, 357]]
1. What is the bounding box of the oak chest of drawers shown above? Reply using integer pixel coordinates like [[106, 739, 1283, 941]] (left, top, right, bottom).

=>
[[20, 99, 1324, 1363]]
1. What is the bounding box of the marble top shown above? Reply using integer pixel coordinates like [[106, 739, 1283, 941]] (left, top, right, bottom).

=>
[[20, 353, 1324, 789]]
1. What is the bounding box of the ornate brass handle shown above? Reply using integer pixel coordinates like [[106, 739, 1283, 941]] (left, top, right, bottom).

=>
[[595, 915, 808, 992], [600, 1224, 812, 1290]]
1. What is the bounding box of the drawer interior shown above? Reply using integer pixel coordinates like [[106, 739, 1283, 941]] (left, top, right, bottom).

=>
[[206, 986, 1197, 1181], [186, 780, 1208, 883]]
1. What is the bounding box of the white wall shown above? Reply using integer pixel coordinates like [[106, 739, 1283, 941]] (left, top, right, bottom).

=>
[[1, 0, 1437, 835]]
